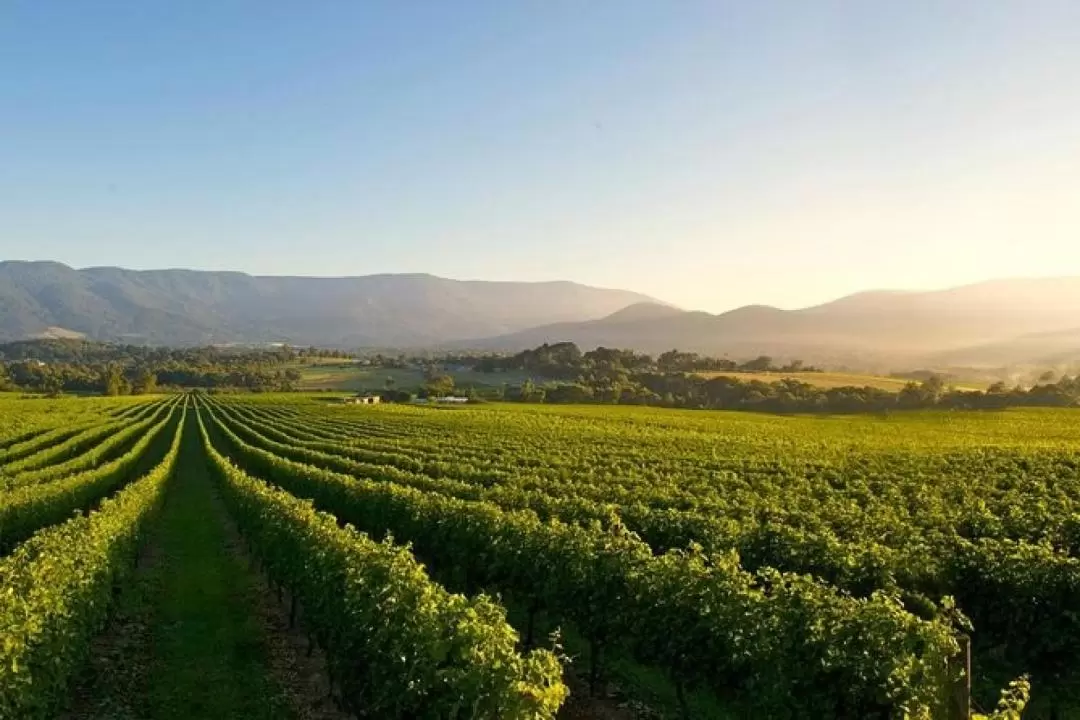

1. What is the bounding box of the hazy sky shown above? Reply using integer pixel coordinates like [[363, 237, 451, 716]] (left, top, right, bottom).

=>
[[2, 2, 1079, 312]]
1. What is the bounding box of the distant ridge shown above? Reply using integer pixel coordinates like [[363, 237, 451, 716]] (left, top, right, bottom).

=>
[[460, 277, 1080, 368], [601, 302, 686, 323], [4, 261, 1080, 368], [0, 261, 660, 347]]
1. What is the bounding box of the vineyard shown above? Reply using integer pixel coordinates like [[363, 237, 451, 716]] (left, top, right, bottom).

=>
[[3, 394, 1077, 718]]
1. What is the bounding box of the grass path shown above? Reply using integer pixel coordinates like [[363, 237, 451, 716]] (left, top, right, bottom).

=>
[[145, 418, 292, 719], [66, 417, 302, 719]]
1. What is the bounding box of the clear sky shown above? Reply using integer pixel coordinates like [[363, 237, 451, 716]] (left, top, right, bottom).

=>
[[2, 2, 1079, 312]]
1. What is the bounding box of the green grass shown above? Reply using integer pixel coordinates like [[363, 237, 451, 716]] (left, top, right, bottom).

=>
[[63, 415, 293, 720], [293, 363, 534, 391], [145, 418, 291, 719], [294, 364, 424, 391]]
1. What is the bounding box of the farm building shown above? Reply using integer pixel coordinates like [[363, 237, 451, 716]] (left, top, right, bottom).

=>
[[342, 394, 381, 405]]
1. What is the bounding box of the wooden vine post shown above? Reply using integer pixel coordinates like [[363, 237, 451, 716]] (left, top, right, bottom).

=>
[[949, 634, 972, 720]]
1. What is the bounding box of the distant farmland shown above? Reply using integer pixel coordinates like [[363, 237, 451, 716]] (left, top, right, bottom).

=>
[[294, 363, 532, 391], [298, 364, 988, 394], [695, 370, 986, 392]]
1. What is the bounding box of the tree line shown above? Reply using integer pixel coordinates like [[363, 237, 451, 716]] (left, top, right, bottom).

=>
[[409, 342, 1080, 413], [0, 341, 303, 395], [468, 342, 816, 378], [495, 368, 1080, 412]]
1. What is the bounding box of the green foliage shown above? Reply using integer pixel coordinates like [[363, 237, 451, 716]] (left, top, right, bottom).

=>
[[206, 396, 1080, 715], [423, 372, 455, 398], [1, 399, 172, 484], [975, 675, 1030, 719], [0, 400, 180, 552], [475, 343, 811, 378], [0, 402, 184, 719], [469, 342, 1080, 413], [202, 398, 963, 717], [196, 410, 567, 718], [0, 340, 306, 394], [0, 390, 1070, 717], [103, 364, 129, 396]]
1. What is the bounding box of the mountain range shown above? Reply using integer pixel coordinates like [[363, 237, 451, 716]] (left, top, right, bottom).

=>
[[468, 278, 1080, 369], [2, 261, 1080, 370], [0, 261, 656, 347]]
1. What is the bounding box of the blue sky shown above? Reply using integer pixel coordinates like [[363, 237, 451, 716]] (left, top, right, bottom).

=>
[[2, 1, 1079, 312]]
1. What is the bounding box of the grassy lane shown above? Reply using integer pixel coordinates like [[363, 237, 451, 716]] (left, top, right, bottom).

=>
[[145, 417, 292, 719], [67, 416, 295, 720]]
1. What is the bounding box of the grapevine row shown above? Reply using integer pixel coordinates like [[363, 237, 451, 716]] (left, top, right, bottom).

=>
[[0, 402, 180, 553], [195, 407, 567, 718], [211, 397, 1080, 709], [0, 400, 185, 719], [226, 399, 1080, 552], [0, 398, 172, 484], [201, 402, 962, 718], [1, 397, 178, 490]]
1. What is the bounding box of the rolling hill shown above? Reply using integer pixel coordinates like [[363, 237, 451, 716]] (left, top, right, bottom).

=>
[[460, 278, 1080, 367], [4, 262, 1080, 369], [0, 261, 659, 347], [931, 327, 1080, 367]]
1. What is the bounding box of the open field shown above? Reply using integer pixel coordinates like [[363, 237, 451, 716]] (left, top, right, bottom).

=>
[[295, 363, 992, 397], [293, 364, 424, 390], [295, 364, 991, 396], [4, 392, 1080, 718], [293, 362, 534, 391], [695, 370, 988, 391]]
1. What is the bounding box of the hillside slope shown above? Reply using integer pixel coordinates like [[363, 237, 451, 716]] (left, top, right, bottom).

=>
[[0, 261, 659, 346], [5, 262, 1079, 367], [463, 278, 1080, 366], [932, 327, 1080, 367]]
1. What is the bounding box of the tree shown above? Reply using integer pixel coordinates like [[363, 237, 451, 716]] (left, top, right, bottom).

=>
[[546, 383, 594, 404], [898, 376, 945, 408], [423, 374, 455, 398], [515, 378, 549, 403], [41, 375, 64, 398], [131, 367, 158, 395], [898, 382, 927, 408], [103, 365, 129, 396], [922, 374, 946, 401], [740, 355, 774, 373], [1038, 370, 1057, 384]]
